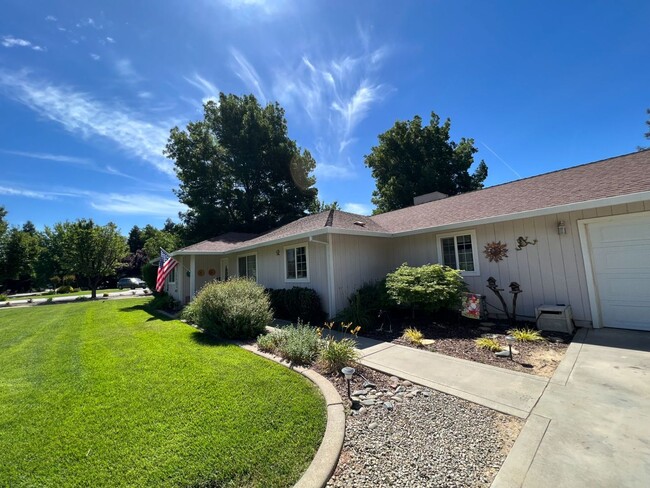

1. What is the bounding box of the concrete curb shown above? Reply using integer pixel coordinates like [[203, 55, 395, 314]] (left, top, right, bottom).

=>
[[238, 343, 345, 488]]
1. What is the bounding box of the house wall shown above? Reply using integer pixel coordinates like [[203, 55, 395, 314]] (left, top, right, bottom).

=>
[[170, 237, 331, 315], [330, 234, 392, 315], [387, 200, 650, 326]]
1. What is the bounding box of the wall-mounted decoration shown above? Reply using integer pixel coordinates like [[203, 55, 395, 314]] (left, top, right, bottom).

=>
[[208, 268, 216, 276], [483, 241, 508, 262], [197, 269, 205, 277], [515, 236, 538, 250]]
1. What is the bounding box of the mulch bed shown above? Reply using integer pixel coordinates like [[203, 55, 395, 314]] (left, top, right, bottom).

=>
[[359, 312, 573, 377]]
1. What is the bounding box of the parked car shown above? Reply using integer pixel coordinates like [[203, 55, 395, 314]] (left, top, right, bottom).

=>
[[117, 277, 147, 290]]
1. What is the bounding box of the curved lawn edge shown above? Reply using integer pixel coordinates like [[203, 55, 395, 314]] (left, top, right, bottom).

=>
[[238, 343, 345, 488]]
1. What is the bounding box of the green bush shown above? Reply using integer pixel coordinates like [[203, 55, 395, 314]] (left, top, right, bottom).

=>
[[256, 329, 289, 353], [386, 263, 466, 314], [319, 337, 358, 374], [191, 279, 273, 340], [147, 293, 179, 312], [268, 287, 326, 325], [0, 294, 7, 302], [337, 279, 391, 328], [142, 262, 159, 295], [276, 322, 322, 365], [55, 285, 74, 294]]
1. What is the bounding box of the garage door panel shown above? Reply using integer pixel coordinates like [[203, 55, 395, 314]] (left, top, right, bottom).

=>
[[591, 246, 650, 271], [586, 213, 650, 331]]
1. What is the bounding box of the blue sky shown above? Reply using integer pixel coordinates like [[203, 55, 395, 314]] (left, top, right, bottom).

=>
[[1, 0, 649, 233]]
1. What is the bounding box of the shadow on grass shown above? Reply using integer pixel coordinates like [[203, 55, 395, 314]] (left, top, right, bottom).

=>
[[189, 330, 234, 347], [118, 303, 177, 322]]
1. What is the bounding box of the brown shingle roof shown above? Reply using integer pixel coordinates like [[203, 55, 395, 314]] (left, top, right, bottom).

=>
[[370, 151, 650, 233], [174, 151, 650, 254]]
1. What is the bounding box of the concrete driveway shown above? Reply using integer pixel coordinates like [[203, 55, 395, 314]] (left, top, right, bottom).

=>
[[493, 328, 650, 488]]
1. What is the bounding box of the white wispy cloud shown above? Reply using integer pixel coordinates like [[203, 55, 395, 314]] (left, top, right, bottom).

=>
[[45, 15, 57, 22], [90, 193, 187, 216], [272, 33, 391, 179], [106, 36, 115, 43], [1, 150, 91, 165], [1, 36, 45, 51], [184, 73, 219, 105], [0, 185, 58, 200], [114, 58, 141, 82], [0, 70, 174, 175], [230, 48, 267, 104], [343, 202, 371, 215], [218, 0, 292, 17], [90, 53, 100, 61]]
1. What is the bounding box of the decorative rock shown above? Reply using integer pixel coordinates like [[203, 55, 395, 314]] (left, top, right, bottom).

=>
[[392, 396, 403, 402], [495, 350, 511, 358], [358, 407, 367, 414], [362, 381, 376, 389], [421, 339, 435, 346], [369, 389, 377, 395], [389, 376, 399, 383], [368, 422, 378, 429], [402, 380, 413, 387], [352, 390, 367, 397], [396, 386, 405, 393], [361, 399, 376, 406], [383, 401, 394, 411], [422, 391, 431, 397]]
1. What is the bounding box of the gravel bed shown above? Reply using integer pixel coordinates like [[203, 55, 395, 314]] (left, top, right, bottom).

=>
[[324, 366, 522, 488]]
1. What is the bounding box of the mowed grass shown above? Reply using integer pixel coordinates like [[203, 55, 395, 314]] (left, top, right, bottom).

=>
[[0, 298, 326, 487]]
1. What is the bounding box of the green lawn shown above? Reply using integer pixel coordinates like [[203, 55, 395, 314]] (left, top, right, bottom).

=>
[[0, 298, 326, 487]]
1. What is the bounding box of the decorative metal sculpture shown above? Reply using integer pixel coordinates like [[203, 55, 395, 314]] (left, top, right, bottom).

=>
[[486, 277, 510, 323], [377, 309, 393, 333], [509, 282, 522, 323], [486, 277, 524, 325], [483, 241, 508, 262], [515, 236, 538, 250]]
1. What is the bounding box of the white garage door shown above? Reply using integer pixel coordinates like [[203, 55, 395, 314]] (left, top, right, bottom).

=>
[[585, 212, 650, 330]]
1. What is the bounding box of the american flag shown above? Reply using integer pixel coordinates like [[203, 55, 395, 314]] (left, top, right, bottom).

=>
[[156, 248, 179, 292]]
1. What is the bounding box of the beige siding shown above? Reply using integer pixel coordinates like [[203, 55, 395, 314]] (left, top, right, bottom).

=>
[[384, 201, 650, 325], [330, 234, 392, 315]]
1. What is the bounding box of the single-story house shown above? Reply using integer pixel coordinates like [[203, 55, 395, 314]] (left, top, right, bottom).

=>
[[169, 150, 650, 331]]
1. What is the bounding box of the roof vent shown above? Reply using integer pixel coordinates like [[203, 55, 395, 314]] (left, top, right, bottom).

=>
[[353, 221, 366, 227], [413, 191, 449, 206]]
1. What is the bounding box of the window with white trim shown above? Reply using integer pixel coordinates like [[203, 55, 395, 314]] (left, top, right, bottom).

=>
[[285, 245, 308, 281], [437, 231, 480, 276], [238, 254, 257, 280]]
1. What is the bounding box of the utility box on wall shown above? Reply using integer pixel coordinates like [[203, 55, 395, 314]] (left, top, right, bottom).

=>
[[535, 304, 574, 334]]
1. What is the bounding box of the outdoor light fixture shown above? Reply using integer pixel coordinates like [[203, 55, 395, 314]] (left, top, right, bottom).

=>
[[341, 366, 355, 399], [505, 335, 515, 360], [557, 220, 567, 235], [276, 249, 280, 256]]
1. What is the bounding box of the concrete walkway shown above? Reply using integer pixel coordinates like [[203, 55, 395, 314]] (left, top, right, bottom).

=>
[[492, 328, 650, 488], [321, 329, 549, 419]]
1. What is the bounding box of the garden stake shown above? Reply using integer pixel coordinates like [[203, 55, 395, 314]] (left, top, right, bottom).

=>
[[486, 277, 511, 323]]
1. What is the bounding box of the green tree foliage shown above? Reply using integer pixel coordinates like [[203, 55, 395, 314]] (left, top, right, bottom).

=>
[[59, 219, 128, 298], [385, 263, 467, 315], [309, 200, 341, 214], [165, 93, 318, 243], [127, 225, 144, 253], [2, 222, 42, 285], [365, 112, 488, 214], [141, 225, 182, 260]]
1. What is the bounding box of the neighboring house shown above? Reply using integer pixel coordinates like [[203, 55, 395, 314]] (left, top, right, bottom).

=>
[[170, 151, 650, 331]]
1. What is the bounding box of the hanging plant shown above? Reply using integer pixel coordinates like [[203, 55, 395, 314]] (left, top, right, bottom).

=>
[[483, 241, 508, 262]]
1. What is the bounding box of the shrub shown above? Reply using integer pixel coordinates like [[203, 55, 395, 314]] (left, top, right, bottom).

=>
[[386, 263, 466, 314], [103, 293, 109, 298], [336, 279, 392, 328], [148, 293, 179, 312], [56, 285, 74, 294], [191, 279, 273, 340], [509, 328, 543, 342], [475, 337, 502, 351], [45, 297, 53, 304], [256, 329, 289, 354], [0, 294, 6, 302], [42, 290, 55, 296], [319, 337, 358, 374], [275, 322, 322, 365], [401, 327, 424, 346], [142, 262, 159, 294], [268, 287, 326, 325]]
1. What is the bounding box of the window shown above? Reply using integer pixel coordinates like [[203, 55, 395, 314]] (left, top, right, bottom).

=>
[[285, 245, 308, 281], [238, 254, 257, 280], [168, 267, 176, 283], [437, 231, 479, 276]]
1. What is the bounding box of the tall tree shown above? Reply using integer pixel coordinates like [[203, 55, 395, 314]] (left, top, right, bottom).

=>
[[1, 221, 43, 291], [141, 225, 182, 260], [165, 93, 318, 243], [60, 219, 128, 298], [365, 111, 488, 214], [127, 225, 144, 253], [309, 200, 341, 214]]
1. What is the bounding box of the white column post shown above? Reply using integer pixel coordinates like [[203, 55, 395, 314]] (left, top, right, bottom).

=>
[[177, 256, 184, 303], [190, 255, 196, 300]]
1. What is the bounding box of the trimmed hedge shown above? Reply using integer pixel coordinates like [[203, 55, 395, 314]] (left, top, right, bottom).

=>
[[268, 287, 326, 325], [336, 279, 392, 328], [187, 279, 273, 340]]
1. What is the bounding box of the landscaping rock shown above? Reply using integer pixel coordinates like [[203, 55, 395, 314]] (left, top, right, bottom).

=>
[[352, 390, 367, 397], [402, 380, 413, 387], [368, 422, 378, 429], [383, 401, 394, 411], [360, 399, 376, 406], [362, 381, 376, 389]]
